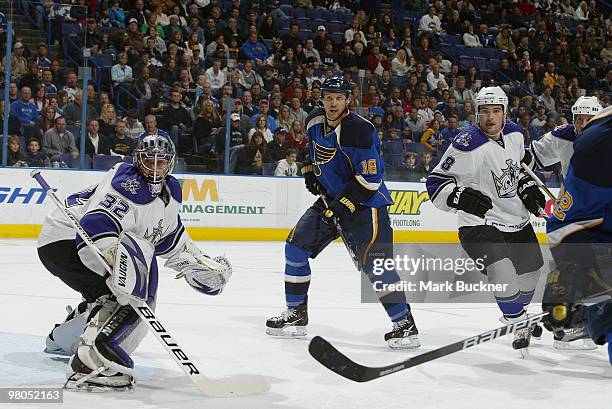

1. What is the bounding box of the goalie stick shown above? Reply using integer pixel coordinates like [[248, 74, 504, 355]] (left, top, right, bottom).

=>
[[309, 287, 612, 383], [31, 170, 269, 397]]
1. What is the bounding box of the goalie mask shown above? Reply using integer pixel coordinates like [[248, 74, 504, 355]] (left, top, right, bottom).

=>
[[133, 134, 175, 195]]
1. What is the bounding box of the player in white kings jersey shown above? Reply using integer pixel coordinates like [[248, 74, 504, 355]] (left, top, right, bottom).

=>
[[37, 134, 232, 391], [426, 86, 546, 350]]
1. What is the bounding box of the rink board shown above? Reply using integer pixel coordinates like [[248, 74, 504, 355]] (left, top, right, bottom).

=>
[[0, 168, 557, 242]]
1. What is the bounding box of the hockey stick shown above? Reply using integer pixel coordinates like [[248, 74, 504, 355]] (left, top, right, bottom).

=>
[[319, 194, 362, 271], [308, 312, 548, 382], [521, 163, 557, 202], [31, 170, 269, 397], [309, 287, 612, 383]]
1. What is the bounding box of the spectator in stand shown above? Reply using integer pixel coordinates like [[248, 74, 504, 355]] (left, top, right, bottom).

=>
[[0, 100, 21, 136], [419, 6, 442, 34], [303, 39, 321, 65], [25, 138, 50, 167], [34, 105, 56, 139], [98, 103, 118, 137], [426, 63, 449, 91], [124, 109, 144, 140], [440, 114, 460, 151], [11, 86, 39, 126], [1, 41, 27, 78], [274, 148, 299, 177], [85, 119, 111, 156], [413, 36, 433, 64], [242, 32, 268, 67], [160, 90, 192, 148], [250, 99, 276, 133], [42, 116, 78, 161], [420, 118, 443, 154], [237, 131, 266, 175], [282, 23, 302, 52], [463, 21, 482, 48], [5, 135, 27, 166], [111, 52, 134, 91], [496, 27, 517, 61], [286, 119, 308, 160], [216, 113, 248, 172], [345, 19, 367, 46], [538, 86, 556, 112], [108, 120, 136, 156], [62, 91, 96, 127], [396, 152, 420, 181], [416, 151, 433, 179], [265, 127, 292, 163], [405, 107, 427, 137], [205, 59, 227, 95], [193, 99, 222, 154], [289, 97, 308, 127], [249, 114, 273, 143], [259, 14, 278, 40], [519, 112, 539, 147]]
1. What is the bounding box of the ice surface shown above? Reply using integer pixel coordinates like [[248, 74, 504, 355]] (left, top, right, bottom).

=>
[[0, 239, 609, 409]]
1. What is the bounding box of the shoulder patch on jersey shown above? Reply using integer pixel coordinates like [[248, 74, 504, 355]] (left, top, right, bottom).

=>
[[305, 108, 325, 132], [502, 121, 523, 135], [551, 124, 576, 142], [166, 176, 182, 203], [111, 163, 155, 205], [339, 113, 375, 149], [451, 126, 488, 151]]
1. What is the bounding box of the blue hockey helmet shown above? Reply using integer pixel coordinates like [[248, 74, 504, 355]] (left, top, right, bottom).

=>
[[321, 75, 351, 97]]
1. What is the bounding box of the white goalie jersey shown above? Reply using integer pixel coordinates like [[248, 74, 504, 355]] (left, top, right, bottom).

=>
[[426, 122, 530, 232], [37, 163, 189, 275]]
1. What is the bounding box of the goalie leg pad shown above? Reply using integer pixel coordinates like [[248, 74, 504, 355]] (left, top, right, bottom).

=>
[[75, 295, 153, 376], [107, 232, 155, 305], [45, 301, 91, 356]]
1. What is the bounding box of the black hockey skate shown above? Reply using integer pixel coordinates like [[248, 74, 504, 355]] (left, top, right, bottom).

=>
[[64, 355, 134, 392], [266, 303, 308, 337], [553, 326, 597, 350], [384, 312, 421, 349]]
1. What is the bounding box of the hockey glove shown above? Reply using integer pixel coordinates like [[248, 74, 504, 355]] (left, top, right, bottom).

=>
[[302, 163, 326, 196], [517, 176, 546, 216], [165, 253, 232, 296], [323, 194, 357, 223], [447, 186, 493, 219], [542, 264, 577, 332]]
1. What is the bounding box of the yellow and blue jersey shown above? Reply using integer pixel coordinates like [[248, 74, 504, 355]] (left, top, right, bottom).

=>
[[305, 108, 393, 208], [547, 107, 612, 246]]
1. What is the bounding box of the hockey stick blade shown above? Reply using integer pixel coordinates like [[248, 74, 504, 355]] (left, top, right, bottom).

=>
[[309, 312, 549, 382], [194, 374, 270, 397]]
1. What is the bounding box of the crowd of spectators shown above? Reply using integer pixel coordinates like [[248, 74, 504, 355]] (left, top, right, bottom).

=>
[[0, 0, 609, 184]]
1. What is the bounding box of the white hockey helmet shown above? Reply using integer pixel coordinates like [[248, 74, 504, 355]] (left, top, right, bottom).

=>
[[571, 96, 602, 121], [475, 86, 508, 119]]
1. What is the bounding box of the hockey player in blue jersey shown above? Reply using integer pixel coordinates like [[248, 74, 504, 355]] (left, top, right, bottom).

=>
[[542, 106, 612, 366], [37, 134, 232, 390], [426, 86, 546, 350], [265, 75, 420, 349], [527, 96, 603, 350]]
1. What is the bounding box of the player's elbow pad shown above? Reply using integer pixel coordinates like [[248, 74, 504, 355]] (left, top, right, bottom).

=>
[[342, 176, 379, 204]]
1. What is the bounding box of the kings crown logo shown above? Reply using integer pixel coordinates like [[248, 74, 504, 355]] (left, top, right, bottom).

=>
[[491, 159, 520, 198]]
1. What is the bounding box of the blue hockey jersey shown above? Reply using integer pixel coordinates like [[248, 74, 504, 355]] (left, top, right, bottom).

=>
[[547, 107, 612, 245], [305, 108, 393, 208]]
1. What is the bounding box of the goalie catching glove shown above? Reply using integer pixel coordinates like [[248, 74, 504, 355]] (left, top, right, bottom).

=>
[[164, 240, 232, 295]]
